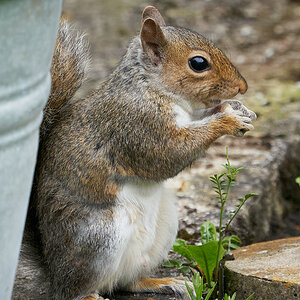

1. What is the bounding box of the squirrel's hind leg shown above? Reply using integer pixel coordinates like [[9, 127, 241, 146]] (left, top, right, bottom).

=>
[[81, 294, 108, 300], [128, 277, 190, 299], [119, 188, 191, 299]]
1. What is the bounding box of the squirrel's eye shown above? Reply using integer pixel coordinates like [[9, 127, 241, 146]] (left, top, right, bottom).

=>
[[188, 56, 210, 73]]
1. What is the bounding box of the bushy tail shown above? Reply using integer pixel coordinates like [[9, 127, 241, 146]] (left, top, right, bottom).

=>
[[12, 23, 89, 298], [41, 20, 90, 137]]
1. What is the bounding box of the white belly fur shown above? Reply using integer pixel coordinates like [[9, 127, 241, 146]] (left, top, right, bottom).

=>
[[173, 103, 192, 127], [111, 181, 178, 289]]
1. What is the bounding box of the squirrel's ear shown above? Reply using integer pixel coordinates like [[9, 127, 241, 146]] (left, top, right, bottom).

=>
[[142, 6, 166, 26], [140, 18, 167, 66]]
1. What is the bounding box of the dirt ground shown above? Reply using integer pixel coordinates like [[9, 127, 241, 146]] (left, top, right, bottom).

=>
[[63, 0, 300, 95]]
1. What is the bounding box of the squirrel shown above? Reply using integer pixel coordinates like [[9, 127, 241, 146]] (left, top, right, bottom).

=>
[[12, 6, 256, 300]]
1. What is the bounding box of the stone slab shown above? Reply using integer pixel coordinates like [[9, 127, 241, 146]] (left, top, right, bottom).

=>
[[225, 237, 300, 299]]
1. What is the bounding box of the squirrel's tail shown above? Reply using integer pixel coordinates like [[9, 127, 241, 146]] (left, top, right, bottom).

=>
[[12, 22, 90, 300], [41, 20, 90, 137]]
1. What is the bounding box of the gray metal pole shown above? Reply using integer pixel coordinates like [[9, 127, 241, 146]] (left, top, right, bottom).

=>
[[0, 0, 62, 298]]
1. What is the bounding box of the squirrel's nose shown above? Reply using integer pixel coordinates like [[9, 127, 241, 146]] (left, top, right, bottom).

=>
[[238, 77, 248, 94]]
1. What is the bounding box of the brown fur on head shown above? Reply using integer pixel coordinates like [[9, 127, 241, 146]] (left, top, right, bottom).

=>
[[140, 6, 247, 107]]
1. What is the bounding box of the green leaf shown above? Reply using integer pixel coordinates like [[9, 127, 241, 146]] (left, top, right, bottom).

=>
[[246, 293, 255, 300], [201, 222, 217, 244], [187, 241, 226, 285], [222, 235, 241, 252], [162, 260, 176, 268], [296, 177, 300, 186], [223, 241, 240, 250], [222, 235, 241, 244], [223, 292, 236, 300], [244, 193, 258, 200], [185, 279, 195, 300], [172, 239, 193, 262], [230, 235, 241, 243], [196, 276, 204, 298], [174, 238, 187, 247], [170, 259, 183, 267], [191, 272, 204, 299], [204, 282, 216, 300], [178, 266, 191, 275]]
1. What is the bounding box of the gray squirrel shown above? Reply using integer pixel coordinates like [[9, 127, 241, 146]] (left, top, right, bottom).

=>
[[13, 6, 256, 300]]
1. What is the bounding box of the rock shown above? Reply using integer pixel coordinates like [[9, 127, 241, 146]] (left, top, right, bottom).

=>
[[166, 130, 300, 245], [230, 135, 300, 243], [224, 237, 300, 299]]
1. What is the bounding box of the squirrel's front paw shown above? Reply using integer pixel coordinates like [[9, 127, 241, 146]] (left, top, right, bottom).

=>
[[221, 102, 255, 137], [223, 100, 257, 121]]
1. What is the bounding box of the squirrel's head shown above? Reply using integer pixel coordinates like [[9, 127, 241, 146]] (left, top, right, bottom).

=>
[[140, 6, 247, 106]]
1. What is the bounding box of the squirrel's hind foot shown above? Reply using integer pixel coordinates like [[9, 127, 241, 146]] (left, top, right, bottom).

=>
[[82, 294, 109, 300], [127, 277, 191, 299]]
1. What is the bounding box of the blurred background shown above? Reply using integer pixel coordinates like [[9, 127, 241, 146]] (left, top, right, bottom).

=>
[[62, 0, 300, 243], [63, 0, 300, 126]]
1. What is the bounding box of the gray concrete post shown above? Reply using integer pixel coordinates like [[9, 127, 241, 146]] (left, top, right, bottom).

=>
[[0, 0, 62, 298]]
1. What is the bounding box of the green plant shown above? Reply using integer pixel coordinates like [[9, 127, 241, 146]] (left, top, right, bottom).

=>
[[296, 177, 300, 187], [164, 236, 225, 287], [163, 148, 257, 299], [224, 292, 236, 300], [185, 272, 216, 300], [223, 292, 255, 300], [210, 149, 257, 280]]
